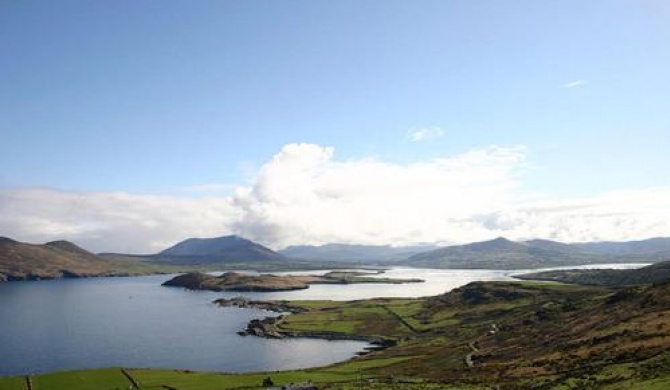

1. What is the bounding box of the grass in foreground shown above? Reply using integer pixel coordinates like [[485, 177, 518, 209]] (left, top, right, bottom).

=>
[[0, 376, 26, 390]]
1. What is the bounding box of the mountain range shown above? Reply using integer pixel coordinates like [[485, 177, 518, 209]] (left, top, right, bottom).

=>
[[571, 237, 670, 255], [283, 237, 670, 269], [403, 237, 670, 269], [278, 243, 438, 263], [3, 234, 670, 282]]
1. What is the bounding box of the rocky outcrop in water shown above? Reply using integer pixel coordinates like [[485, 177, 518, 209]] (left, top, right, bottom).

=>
[[244, 316, 285, 338], [162, 272, 315, 292], [162, 270, 423, 292]]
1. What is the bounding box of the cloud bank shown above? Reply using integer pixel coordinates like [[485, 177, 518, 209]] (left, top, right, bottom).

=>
[[0, 189, 239, 253], [1, 143, 669, 253]]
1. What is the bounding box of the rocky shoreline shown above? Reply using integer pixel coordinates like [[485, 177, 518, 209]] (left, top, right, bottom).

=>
[[217, 296, 396, 354], [213, 296, 306, 313], [241, 314, 395, 349], [0, 270, 154, 282]]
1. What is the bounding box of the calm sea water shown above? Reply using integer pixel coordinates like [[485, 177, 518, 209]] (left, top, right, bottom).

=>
[[0, 264, 647, 376]]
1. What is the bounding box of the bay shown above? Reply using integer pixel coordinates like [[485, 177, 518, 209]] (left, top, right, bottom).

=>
[[0, 264, 647, 376]]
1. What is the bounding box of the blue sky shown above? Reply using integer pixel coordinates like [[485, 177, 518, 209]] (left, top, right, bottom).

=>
[[1, 1, 669, 251]]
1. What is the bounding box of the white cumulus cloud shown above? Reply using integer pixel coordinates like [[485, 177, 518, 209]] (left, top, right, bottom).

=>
[[407, 127, 445, 142], [0, 188, 240, 253], [231, 143, 527, 247], [466, 187, 670, 244], [1, 143, 669, 253], [562, 80, 586, 89]]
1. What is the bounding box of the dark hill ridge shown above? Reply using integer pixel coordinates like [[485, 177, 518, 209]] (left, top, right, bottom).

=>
[[403, 237, 648, 269], [0, 236, 18, 244], [0, 237, 113, 281], [100, 235, 670, 269], [153, 235, 286, 265], [518, 259, 670, 286]]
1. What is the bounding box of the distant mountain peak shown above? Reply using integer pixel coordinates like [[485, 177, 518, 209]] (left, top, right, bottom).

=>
[[45, 240, 92, 255], [156, 235, 284, 264], [160, 235, 260, 254], [406, 237, 594, 269], [492, 237, 512, 242], [465, 237, 522, 251], [278, 242, 438, 263]]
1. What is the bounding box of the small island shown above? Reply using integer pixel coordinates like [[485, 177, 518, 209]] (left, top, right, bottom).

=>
[[162, 270, 423, 292]]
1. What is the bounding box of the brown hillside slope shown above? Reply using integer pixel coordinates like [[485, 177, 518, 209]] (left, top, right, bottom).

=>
[[272, 281, 670, 387], [396, 281, 670, 385], [0, 237, 112, 281]]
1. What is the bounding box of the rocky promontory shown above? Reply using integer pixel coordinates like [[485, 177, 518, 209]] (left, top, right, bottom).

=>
[[213, 296, 306, 313], [233, 308, 393, 347]]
